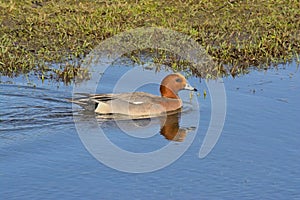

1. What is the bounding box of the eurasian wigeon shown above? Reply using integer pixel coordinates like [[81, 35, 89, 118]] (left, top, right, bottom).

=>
[[71, 73, 197, 118]]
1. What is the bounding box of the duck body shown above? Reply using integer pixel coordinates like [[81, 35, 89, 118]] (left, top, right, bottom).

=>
[[86, 92, 182, 116], [70, 73, 197, 118]]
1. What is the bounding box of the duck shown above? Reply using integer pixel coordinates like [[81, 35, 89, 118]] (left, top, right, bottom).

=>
[[70, 73, 197, 119]]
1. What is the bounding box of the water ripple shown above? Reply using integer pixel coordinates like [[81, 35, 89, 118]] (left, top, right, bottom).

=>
[[0, 84, 73, 142]]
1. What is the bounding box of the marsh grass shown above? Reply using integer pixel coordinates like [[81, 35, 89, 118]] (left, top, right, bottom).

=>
[[0, 0, 299, 82]]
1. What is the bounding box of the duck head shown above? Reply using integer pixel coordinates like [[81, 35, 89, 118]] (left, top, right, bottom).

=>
[[160, 73, 197, 99]]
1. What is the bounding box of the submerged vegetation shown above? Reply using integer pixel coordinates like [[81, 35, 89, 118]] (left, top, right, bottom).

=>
[[0, 0, 299, 82]]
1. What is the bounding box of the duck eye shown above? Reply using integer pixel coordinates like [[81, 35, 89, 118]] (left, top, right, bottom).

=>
[[175, 78, 182, 83]]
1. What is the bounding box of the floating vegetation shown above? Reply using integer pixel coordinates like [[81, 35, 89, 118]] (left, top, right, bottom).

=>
[[0, 0, 299, 83]]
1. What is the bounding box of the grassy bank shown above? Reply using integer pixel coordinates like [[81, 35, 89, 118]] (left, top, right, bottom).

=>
[[0, 0, 299, 82]]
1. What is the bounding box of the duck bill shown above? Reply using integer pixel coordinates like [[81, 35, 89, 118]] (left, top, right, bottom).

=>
[[184, 83, 198, 92]]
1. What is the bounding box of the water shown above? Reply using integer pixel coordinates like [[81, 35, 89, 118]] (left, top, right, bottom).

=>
[[1, 62, 300, 199]]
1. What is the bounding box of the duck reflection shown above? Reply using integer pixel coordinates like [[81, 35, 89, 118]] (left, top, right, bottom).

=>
[[160, 111, 187, 142], [93, 110, 196, 142]]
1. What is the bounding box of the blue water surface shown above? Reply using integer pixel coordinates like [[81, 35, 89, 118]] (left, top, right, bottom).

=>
[[0, 62, 299, 200]]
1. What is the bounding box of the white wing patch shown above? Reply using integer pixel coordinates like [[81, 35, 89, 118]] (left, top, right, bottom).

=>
[[132, 101, 144, 105]]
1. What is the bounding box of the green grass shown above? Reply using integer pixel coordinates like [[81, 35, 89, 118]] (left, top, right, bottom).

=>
[[0, 0, 299, 82]]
